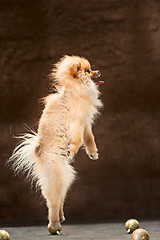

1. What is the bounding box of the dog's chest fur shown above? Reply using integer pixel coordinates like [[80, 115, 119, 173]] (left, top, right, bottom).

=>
[[37, 87, 101, 153]]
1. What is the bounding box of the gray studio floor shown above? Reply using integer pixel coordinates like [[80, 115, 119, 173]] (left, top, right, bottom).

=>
[[2, 221, 160, 240]]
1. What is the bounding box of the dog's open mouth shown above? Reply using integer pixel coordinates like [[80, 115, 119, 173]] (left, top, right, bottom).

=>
[[92, 72, 104, 85]]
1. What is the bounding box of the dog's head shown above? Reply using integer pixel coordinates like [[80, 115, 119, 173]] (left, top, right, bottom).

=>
[[51, 55, 103, 90]]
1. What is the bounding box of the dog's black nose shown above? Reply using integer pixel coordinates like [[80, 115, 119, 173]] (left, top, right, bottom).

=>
[[97, 70, 101, 77]]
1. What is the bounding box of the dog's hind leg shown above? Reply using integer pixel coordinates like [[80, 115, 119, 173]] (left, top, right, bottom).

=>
[[46, 187, 67, 228], [42, 177, 63, 232], [36, 159, 75, 233], [47, 197, 62, 229]]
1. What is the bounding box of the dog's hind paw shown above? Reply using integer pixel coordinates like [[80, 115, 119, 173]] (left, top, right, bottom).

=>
[[60, 215, 65, 223]]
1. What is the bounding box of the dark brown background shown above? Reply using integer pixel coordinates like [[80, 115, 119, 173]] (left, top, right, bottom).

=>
[[1, 0, 160, 226]]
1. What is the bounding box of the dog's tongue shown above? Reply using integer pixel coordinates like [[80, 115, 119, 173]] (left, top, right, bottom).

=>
[[96, 80, 104, 85]]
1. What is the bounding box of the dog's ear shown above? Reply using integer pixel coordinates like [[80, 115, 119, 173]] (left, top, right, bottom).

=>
[[70, 62, 81, 78], [76, 64, 80, 72]]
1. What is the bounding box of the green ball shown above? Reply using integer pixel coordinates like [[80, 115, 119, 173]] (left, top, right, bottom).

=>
[[0, 230, 10, 240], [47, 223, 62, 235], [125, 219, 140, 234]]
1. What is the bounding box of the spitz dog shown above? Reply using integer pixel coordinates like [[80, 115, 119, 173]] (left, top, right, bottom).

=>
[[9, 55, 103, 234]]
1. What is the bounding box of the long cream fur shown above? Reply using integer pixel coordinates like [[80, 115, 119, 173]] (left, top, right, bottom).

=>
[[8, 55, 103, 234]]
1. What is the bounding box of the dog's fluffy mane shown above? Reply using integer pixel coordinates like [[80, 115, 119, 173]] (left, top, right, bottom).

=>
[[49, 55, 101, 99], [51, 55, 90, 85]]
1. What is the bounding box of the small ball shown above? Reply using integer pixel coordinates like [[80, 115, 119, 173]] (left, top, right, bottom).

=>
[[131, 228, 149, 240], [0, 230, 10, 240], [47, 223, 62, 235], [125, 219, 140, 234]]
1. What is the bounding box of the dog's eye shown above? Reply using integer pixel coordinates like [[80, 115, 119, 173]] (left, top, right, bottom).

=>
[[87, 69, 91, 73]]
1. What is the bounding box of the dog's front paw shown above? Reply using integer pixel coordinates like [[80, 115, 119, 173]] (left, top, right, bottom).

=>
[[89, 152, 99, 160]]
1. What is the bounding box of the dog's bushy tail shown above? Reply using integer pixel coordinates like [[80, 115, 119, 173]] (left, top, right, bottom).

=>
[[8, 132, 39, 182]]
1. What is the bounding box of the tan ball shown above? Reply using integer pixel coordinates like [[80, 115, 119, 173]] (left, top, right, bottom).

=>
[[125, 219, 140, 233], [131, 228, 149, 240], [0, 230, 10, 240]]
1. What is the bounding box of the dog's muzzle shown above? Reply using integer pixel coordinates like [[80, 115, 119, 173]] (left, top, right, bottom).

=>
[[93, 70, 104, 85]]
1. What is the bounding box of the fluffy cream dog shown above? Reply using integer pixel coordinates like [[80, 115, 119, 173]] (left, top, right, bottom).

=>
[[9, 55, 103, 234]]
